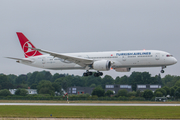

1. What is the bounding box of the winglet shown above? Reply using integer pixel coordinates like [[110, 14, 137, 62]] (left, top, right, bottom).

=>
[[16, 32, 43, 58]]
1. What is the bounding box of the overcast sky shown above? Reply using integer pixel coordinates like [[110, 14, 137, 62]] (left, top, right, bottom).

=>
[[0, 0, 180, 78]]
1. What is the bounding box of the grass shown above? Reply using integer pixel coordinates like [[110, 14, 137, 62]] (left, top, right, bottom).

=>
[[0, 106, 179, 119], [0, 100, 180, 104]]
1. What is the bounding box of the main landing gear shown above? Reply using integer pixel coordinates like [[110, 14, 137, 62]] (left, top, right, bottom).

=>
[[94, 72, 103, 77], [83, 71, 103, 77], [161, 66, 166, 73], [83, 71, 93, 76]]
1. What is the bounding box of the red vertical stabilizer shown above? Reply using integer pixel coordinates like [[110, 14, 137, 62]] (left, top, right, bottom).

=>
[[16, 32, 43, 58]]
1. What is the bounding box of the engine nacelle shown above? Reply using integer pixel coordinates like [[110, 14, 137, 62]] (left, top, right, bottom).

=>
[[114, 68, 131, 72], [93, 60, 111, 71]]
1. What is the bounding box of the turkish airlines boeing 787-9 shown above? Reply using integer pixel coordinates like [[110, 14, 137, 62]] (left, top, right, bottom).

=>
[[7, 32, 177, 77]]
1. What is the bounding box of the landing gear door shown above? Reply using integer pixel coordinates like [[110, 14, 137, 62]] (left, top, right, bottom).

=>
[[155, 53, 160, 60]]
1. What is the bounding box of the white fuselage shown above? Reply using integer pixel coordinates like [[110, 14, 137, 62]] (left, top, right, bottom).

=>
[[19, 50, 177, 72]]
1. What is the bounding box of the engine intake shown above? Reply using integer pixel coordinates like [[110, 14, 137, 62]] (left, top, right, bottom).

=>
[[93, 60, 111, 71]]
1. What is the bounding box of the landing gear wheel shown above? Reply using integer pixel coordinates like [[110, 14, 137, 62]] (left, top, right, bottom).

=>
[[94, 73, 99, 77], [87, 72, 93, 76], [83, 71, 93, 76], [83, 72, 88, 76], [94, 72, 103, 77], [161, 70, 164, 73], [99, 72, 103, 76]]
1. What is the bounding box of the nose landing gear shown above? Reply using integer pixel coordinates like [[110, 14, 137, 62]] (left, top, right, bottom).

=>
[[161, 66, 166, 73], [161, 70, 164, 73]]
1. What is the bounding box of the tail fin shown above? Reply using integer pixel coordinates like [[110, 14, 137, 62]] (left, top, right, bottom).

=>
[[16, 32, 43, 58]]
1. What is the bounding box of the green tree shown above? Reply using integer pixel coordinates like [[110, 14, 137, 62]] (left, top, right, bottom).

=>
[[39, 88, 54, 95], [31, 84, 37, 89], [52, 73, 60, 82], [52, 82, 61, 92], [43, 71, 52, 81], [105, 90, 113, 97], [128, 72, 143, 91], [154, 91, 163, 97], [19, 89, 28, 96], [162, 86, 170, 95], [90, 84, 96, 88], [61, 79, 68, 90], [135, 90, 144, 97], [117, 89, 128, 97], [141, 72, 151, 84], [35, 72, 45, 84], [161, 75, 180, 87], [170, 87, 175, 97], [175, 80, 180, 87], [115, 76, 128, 84], [127, 91, 136, 97], [15, 74, 27, 85], [101, 75, 114, 88], [15, 89, 28, 96], [155, 88, 166, 96], [26, 72, 32, 78], [136, 90, 141, 97], [82, 75, 101, 87], [156, 74, 162, 85], [0, 89, 11, 96], [17, 84, 28, 89], [7, 74, 17, 84], [54, 77, 71, 90], [175, 87, 180, 99], [37, 80, 55, 96], [27, 71, 39, 86], [143, 90, 153, 99], [91, 87, 105, 97], [114, 76, 121, 84], [0, 75, 13, 90], [70, 76, 85, 87]]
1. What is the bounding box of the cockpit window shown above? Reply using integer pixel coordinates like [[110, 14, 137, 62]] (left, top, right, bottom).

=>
[[166, 55, 173, 57]]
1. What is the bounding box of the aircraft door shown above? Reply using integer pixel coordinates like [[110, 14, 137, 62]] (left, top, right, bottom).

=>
[[42, 57, 46, 64], [155, 53, 160, 60], [122, 56, 126, 61]]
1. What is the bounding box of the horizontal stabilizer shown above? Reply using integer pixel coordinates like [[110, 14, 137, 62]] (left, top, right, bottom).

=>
[[6, 57, 34, 63]]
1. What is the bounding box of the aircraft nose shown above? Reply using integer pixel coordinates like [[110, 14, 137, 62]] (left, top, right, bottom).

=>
[[173, 57, 177, 64]]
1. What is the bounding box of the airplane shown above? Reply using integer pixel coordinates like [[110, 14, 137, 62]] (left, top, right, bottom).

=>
[[7, 32, 177, 77]]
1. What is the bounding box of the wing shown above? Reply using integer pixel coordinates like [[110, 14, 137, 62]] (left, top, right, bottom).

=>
[[6, 57, 34, 63], [28, 47, 94, 67]]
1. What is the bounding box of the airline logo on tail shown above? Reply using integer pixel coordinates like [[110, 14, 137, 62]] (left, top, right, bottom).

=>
[[17, 32, 42, 58], [23, 41, 38, 57]]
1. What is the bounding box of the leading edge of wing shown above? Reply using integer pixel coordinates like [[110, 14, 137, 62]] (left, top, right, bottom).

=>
[[27, 47, 94, 67]]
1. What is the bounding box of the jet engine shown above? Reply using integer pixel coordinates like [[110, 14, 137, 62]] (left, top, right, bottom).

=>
[[92, 60, 111, 71], [114, 68, 131, 72]]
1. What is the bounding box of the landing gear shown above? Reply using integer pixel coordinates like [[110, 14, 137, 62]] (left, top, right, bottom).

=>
[[161, 70, 164, 73], [83, 71, 103, 77], [88, 72, 93, 76], [160, 66, 166, 73], [83, 71, 93, 77], [83, 72, 88, 76], [94, 72, 103, 77]]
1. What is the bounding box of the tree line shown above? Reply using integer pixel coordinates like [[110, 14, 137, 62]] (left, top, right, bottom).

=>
[[0, 71, 180, 99]]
